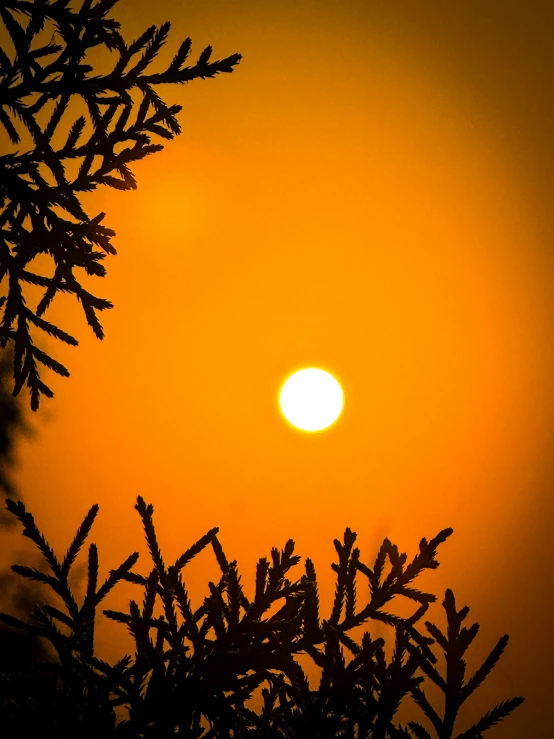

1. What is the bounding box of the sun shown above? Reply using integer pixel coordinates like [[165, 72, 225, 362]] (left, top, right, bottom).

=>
[[279, 368, 344, 432]]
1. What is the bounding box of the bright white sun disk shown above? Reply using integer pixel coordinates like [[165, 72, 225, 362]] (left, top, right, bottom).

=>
[[279, 368, 343, 432]]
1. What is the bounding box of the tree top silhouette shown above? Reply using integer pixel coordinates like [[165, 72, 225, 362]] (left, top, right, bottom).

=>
[[0, 0, 241, 410], [0, 496, 524, 737]]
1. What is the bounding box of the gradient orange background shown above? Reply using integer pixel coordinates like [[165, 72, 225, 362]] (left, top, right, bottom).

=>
[[4, 1, 554, 735]]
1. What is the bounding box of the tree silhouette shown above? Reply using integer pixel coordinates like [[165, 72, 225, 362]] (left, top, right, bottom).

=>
[[0, 0, 241, 410], [0, 496, 524, 737]]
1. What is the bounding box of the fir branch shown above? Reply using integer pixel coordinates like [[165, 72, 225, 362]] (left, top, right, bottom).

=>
[[407, 723, 434, 739], [0, 494, 524, 736], [94, 551, 140, 605], [461, 634, 510, 702], [454, 697, 525, 739], [4, 497, 64, 577], [173, 526, 219, 571], [0, 0, 241, 409], [61, 504, 99, 576]]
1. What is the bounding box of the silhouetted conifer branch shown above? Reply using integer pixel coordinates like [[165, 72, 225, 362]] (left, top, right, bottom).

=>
[[453, 696, 524, 739], [404, 589, 523, 739], [0, 496, 524, 737], [61, 503, 99, 576], [0, 0, 241, 409], [407, 724, 434, 739], [4, 497, 64, 578], [173, 527, 220, 573]]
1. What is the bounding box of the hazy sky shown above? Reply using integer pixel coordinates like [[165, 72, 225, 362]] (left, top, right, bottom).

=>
[[4, 1, 554, 735]]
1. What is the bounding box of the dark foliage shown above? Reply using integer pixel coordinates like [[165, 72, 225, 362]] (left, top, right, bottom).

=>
[[0, 0, 241, 410], [0, 345, 28, 500], [0, 496, 523, 738], [0, 346, 51, 675]]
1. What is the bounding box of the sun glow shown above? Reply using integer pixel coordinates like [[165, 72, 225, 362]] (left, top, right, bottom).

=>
[[279, 368, 344, 432]]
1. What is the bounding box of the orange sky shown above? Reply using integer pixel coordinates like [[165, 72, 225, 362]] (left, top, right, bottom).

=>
[[4, 1, 554, 735]]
